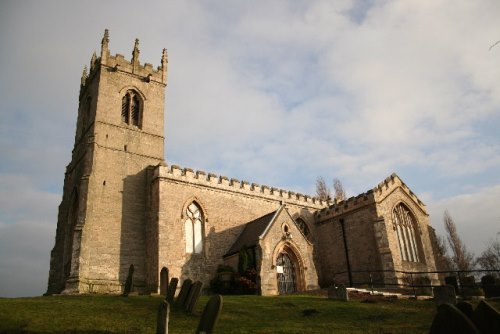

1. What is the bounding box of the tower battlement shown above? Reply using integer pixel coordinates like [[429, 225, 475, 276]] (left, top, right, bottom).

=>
[[80, 29, 167, 98]]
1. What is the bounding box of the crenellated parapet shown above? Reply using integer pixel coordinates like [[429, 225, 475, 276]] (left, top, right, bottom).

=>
[[373, 173, 427, 211], [315, 173, 427, 223], [153, 163, 329, 209], [80, 29, 167, 99]]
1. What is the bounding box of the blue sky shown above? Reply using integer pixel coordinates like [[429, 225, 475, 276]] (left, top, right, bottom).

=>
[[1, 0, 499, 297]]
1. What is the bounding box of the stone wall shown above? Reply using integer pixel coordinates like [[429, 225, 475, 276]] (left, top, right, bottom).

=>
[[150, 164, 324, 292]]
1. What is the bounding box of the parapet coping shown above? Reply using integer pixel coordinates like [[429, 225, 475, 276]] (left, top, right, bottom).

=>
[[152, 163, 328, 209], [314, 173, 428, 221]]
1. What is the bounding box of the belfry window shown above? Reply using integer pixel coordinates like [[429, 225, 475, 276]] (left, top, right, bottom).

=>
[[121, 90, 141, 127], [393, 203, 420, 263], [185, 202, 204, 254]]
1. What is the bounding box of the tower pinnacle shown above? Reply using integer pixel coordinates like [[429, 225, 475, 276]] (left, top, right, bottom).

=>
[[100, 29, 109, 64]]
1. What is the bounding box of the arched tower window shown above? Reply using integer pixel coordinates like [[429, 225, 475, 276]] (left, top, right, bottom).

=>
[[294, 218, 311, 241], [185, 202, 204, 254], [121, 90, 142, 127], [393, 203, 420, 263]]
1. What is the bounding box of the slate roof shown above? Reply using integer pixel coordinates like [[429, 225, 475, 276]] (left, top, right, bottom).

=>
[[223, 210, 277, 257]]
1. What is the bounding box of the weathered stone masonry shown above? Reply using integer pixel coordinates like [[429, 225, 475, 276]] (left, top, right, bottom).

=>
[[47, 30, 439, 296]]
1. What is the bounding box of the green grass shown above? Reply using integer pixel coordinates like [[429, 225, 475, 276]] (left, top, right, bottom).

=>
[[1, 294, 498, 333]]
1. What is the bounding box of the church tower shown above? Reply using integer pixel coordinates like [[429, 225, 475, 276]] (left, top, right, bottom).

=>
[[47, 30, 167, 294]]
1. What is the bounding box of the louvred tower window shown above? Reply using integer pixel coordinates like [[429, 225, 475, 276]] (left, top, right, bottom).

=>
[[121, 90, 142, 127]]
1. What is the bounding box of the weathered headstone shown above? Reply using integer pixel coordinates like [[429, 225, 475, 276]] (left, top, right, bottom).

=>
[[327, 284, 349, 301], [175, 279, 192, 307], [456, 301, 473, 319], [156, 300, 170, 334], [433, 285, 456, 306], [160, 267, 169, 296], [122, 264, 134, 297], [166, 277, 178, 303], [196, 294, 223, 334], [429, 303, 480, 334], [185, 281, 203, 313], [471, 300, 500, 334], [445, 276, 459, 293]]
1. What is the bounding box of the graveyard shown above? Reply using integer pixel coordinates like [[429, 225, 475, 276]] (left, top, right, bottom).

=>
[[1, 292, 499, 333]]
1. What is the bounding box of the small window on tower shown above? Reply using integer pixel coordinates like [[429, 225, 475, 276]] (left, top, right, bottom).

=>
[[121, 90, 142, 128]]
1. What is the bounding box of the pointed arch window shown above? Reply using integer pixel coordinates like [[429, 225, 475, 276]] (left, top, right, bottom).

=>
[[121, 90, 142, 127], [393, 203, 420, 263], [185, 202, 204, 254]]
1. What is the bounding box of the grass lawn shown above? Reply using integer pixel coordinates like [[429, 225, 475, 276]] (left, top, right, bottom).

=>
[[1, 294, 498, 333]]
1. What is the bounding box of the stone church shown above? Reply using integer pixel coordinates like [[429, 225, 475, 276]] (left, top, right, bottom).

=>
[[47, 31, 439, 296]]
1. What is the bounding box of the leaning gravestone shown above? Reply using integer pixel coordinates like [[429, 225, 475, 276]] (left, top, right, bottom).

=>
[[471, 300, 500, 334], [185, 281, 203, 313], [456, 301, 474, 319], [156, 300, 170, 334], [175, 279, 192, 307], [196, 294, 223, 334], [166, 277, 178, 303], [122, 264, 135, 297], [433, 285, 456, 306], [429, 303, 480, 334], [328, 284, 349, 301]]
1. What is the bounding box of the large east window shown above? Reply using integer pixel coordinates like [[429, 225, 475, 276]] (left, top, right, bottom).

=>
[[185, 202, 204, 254], [393, 203, 420, 262]]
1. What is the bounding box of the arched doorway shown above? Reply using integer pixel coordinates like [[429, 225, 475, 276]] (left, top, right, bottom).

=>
[[276, 252, 296, 294]]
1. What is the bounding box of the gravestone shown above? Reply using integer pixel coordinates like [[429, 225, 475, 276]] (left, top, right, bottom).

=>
[[122, 264, 134, 297], [456, 301, 473, 319], [445, 276, 459, 293], [175, 279, 192, 307], [156, 300, 170, 334], [166, 277, 178, 303], [185, 281, 203, 313], [196, 294, 223, 334], [471, 300, 500, 334], [433, 285, 456, 306], [429, 303, 480, 334], [327, 284, 349, 301], [160, 267, 169, 296]]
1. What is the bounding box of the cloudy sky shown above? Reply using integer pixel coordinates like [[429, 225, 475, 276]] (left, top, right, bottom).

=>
[[1, 0, 499, 297]]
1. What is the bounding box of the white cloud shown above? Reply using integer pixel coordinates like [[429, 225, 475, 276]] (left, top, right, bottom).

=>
[[0, 0, 499, 296], [428, 184, 500, 256]]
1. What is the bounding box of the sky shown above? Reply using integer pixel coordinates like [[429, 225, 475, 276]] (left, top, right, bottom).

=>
[[0, 0, 499, 297]]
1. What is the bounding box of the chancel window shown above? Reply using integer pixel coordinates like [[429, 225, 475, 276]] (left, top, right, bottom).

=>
[[393, 203, 420, 262], [185, 202, 203, 254], [121, 90, 141, 127], [294, 218, 311, 241]]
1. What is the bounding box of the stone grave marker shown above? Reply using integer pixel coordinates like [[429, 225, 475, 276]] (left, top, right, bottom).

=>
[[166, 277, 178, 303], [156, 300, 170, 334], [328, 284, 349, 301], [196, 294, 223, 334], [160, 267, 169, 296], [429, 303, 480, 334], [456, 301, 473, 319], [433, 285, 456, 306], [122, 264, 134, 297], [185, 281, 203, 313], [471, 300, 500, 334], [175, 279, 192, 307]]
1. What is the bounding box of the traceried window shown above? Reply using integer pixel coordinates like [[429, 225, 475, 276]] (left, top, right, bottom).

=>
[[121, 90, 141, 127], [185, 202, 204, 254], [393, 203, 420, 263], [295, 218, 311, 241]]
